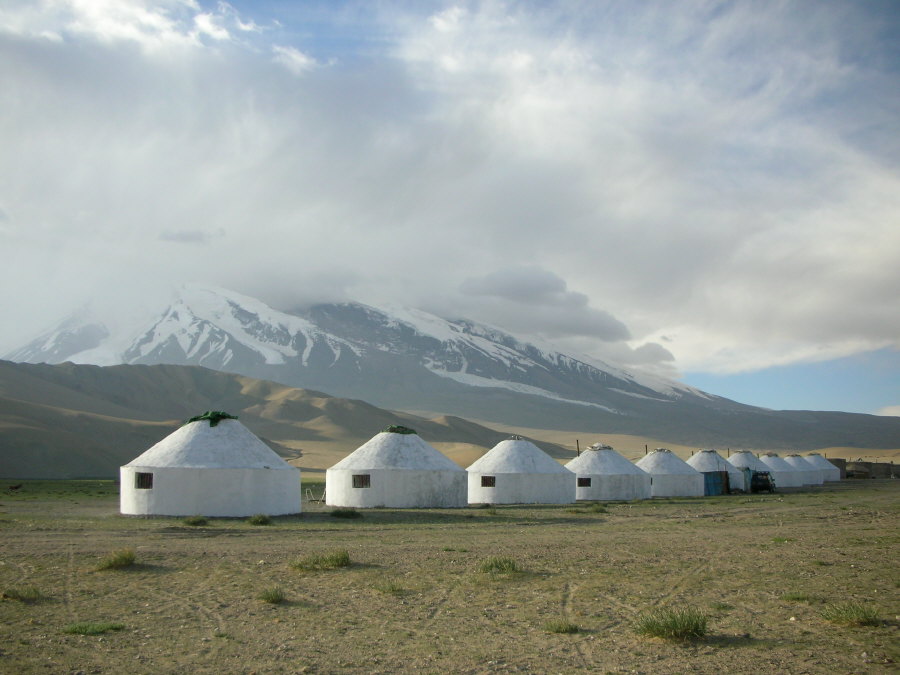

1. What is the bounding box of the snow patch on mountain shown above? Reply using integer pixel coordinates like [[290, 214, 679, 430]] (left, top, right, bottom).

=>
[[426, 364, 621, 413]]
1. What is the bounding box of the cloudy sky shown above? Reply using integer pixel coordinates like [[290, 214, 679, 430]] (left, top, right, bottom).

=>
[[1, 0, 898, 415]]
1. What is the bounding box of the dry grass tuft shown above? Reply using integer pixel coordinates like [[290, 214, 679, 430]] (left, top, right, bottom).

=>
[[291, 550, 351, 571], [63, 621, 125, 635], [477, 556, 520, 575], [634, 607, 708, 640], [544, 619, 579, 634], [259, 586, 286, 604], [820, 601, 879, 626], [2, 587, 44, 603], [96, 548, 136, 571], [182, 515, 208, 526]]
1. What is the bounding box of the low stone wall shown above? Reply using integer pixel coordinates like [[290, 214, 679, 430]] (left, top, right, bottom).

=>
[[844, 460, 898, 479]]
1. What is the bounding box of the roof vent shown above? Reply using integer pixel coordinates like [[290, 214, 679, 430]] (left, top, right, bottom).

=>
[[382, 425, 417, 435], [183, 411, 238, 427]]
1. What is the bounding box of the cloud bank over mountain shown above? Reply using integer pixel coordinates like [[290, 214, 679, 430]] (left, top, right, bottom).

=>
[[1, 1, 898, 411]]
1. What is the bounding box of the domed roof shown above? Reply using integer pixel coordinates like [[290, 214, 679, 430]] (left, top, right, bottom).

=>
[[125, 417, 293, 470], [759, 452, 795, 473], [804, 453, 840, 471], [727, 450, 769, 472], [635, 448, 701, 475], [687, 449, 743, 476], [329, 428, 462, 472], [467, 437, 570, 474], [783, 454, 818, 470], [565, 444, 647, 476]]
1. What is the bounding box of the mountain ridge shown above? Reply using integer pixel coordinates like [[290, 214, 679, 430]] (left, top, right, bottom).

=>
[[6, 285, 900, 449], [0, 360, 536, 478]]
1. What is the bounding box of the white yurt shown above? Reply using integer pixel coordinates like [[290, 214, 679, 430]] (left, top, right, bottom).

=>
[[326, 426, 466, 508], [120, 412, 301, 517], [565, 443, 651, 501], [634, 448, 705, 498], [783, 454, 823, 485], [804, 453, 842, 482], [758, 452, 804, 488], [727, 450, 771, 476], [467, 436, 575, 505], [686, 449, 746, 494]]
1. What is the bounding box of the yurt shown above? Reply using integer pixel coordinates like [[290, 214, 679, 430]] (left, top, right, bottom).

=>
[[326, 426, 466, 508], [467, 436, 575, 505], [120, 411, 301, 517], [758, 452, 804, 488], [727, 450, 771, 478], [635, 448, 704, 498], [783, 454, 822, 485], [804, 453, 842, 482], [686, 449, 746, 494], [565, 443, 651, 501]]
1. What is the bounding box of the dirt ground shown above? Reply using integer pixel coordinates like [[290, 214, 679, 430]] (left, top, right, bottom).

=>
[[0, 479, 897, 674]]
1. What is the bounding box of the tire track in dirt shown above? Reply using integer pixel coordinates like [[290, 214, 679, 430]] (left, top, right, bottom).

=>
[[424, 577, 456, 621], [583, 557, 712, 634], [653, 558, 711, 608], [64, 543, 76, 620], [106, 569, 227, 636], [101, 565, 232, 667], [0, 559, 35, 588], [560, 581, 590, 670]]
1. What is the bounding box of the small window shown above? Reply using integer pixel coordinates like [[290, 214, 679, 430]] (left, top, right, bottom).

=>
[[352, 474, 371, 489], [577, 477, 591, 487], [481, 475, 496, 488], [135, 472, 153, 490]]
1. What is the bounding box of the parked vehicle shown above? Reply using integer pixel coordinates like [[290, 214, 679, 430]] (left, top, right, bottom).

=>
[[750, 470, 776, 493]]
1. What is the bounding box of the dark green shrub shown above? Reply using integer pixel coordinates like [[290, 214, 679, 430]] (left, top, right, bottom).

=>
[[330, 508, 361, 519]]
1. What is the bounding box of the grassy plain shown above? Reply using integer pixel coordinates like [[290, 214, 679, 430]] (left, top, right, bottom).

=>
[[0, 479, 897, 674]]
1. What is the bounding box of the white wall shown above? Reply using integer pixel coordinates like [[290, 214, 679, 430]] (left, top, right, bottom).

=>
[[574, 473, 650, 501], [467, 472, 575, 505], [647, 473, 704, 498], [325, 469, 467, 508], [120, 466, 301, 517]]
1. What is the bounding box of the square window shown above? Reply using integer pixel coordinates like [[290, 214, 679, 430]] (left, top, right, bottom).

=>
[[135, 472, 153, 489], [577, 477, 591, 487], [352, 474, 371, 489], [481, 475, 496, 488]]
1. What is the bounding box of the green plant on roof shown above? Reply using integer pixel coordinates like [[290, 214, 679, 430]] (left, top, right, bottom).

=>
[[383, 425, 417, 434], [183, 411, 238, 427]]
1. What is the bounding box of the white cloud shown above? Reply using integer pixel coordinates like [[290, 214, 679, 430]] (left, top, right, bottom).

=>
[[272, 44, 317, 75], [0, 0, 898, 388], [193, 12, 228, 41]]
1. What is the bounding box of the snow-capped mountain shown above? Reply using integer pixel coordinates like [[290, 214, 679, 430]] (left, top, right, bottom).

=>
[[7, 285, 701, 411], [8, 284, 897, 448]]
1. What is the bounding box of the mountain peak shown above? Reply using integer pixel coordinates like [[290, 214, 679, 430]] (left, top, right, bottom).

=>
[[5, 284, 722, 435]]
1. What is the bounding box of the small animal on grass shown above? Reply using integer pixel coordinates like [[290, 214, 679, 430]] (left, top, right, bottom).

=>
[[7, 484, 22, 492]]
